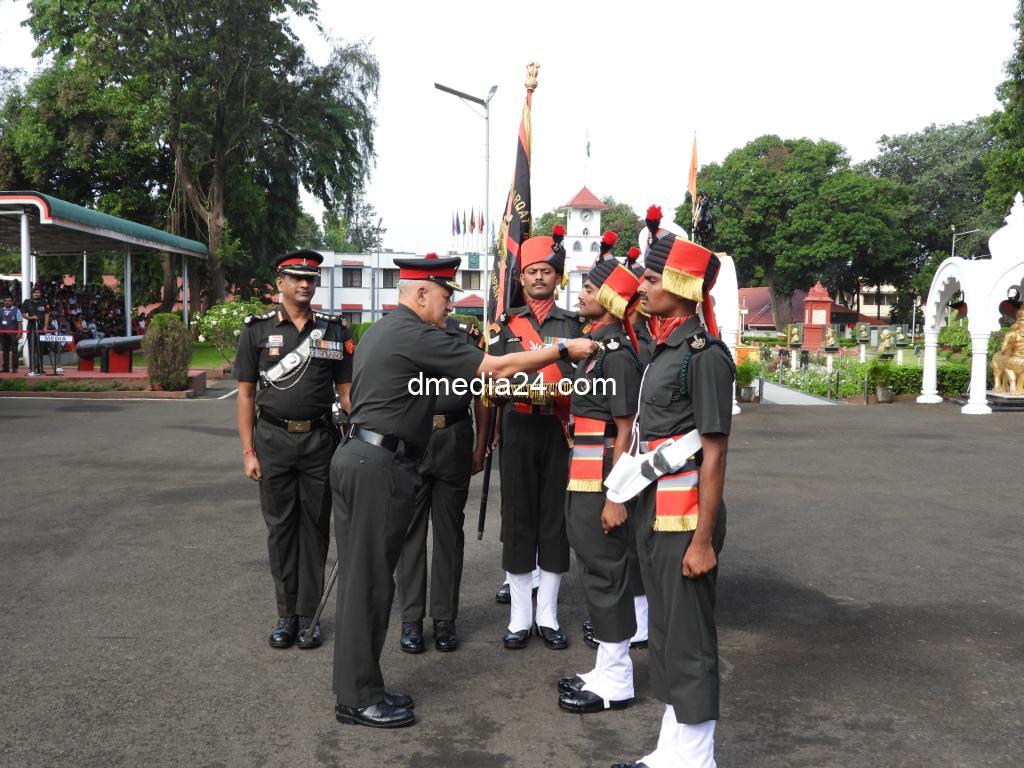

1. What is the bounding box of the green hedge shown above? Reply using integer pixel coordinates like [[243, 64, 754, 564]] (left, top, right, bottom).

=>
[[143, 314, 192, 390], [938, 319, 970, 354], [936, 363, 971, 396]]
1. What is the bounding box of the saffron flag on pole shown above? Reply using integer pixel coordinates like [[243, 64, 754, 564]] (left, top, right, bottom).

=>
[[489, 62, 538, 325]]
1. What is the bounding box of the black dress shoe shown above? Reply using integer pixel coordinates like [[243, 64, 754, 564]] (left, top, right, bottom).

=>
[[384, 691, 414, 709], [582, 631, 599, 650], [268, 616, 298, 648], [559, 688, 631, 714], [503, 628, 530, 649], [610, 763, 649, 768], [296, 616, 322, 649], [582, 619, 593, 635], [433, 619, 459, 652], [400, 621, 425, 653], [535, 624, 569, 650], [335, 700, 415, 728], [495, 582, 511, 603], [558, 675, 586, 694]]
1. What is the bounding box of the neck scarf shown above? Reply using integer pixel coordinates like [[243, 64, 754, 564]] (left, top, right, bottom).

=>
[[526, 296, 555, 325], [654, 314, 692, 346]]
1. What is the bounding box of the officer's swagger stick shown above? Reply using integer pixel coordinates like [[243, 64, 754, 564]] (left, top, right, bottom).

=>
[[302, 561, 340, 643]]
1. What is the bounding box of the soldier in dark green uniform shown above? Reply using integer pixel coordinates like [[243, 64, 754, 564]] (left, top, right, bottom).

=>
[[556, 241, 646, 716], [330, 254, 598, 729], [396, 316, 487, 654], [235, 250, 353, 651], [486, 228, 582, 651], [22, 286, 49, 376], [609, 232, 734, 768]]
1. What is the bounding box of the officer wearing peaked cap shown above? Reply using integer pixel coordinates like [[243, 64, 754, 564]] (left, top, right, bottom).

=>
[[330, 252, 599, 729], [235, 249, 354, 651]]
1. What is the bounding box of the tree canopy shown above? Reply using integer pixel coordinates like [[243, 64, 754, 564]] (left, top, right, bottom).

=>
[[4, 0, 379, 310]]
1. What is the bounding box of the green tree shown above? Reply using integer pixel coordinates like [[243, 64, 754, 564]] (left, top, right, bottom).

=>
[[25, 0, 379, 308], [294, 210, 325, 251], [987, 0, 1024, 214], [868, 118, 1002, 318], [598, 197, 642, 255]]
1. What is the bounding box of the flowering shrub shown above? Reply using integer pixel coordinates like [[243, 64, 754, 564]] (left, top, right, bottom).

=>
[[192, 299, 270, 363]]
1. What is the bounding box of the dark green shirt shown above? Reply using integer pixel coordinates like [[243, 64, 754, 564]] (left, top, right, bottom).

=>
[[638, 315, 735, 440], [235, 305, 352, 420], [570, 321, 642, 423], [432, 317, 484, 415], [349, 305, 485, 448]]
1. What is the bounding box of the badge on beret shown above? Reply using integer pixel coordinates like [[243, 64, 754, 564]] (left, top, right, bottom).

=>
[[310, 329, 324, 341]]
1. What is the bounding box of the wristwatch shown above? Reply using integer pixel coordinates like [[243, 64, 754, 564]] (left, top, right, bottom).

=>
[[558, 341, 570, 361]]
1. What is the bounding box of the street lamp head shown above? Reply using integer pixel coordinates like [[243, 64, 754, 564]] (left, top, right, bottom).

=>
[[486, 85, 498, 103]]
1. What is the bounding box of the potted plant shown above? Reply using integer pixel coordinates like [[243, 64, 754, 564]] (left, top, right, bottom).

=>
[[735, 359, 759, 402], [868, 358, 895, 403]]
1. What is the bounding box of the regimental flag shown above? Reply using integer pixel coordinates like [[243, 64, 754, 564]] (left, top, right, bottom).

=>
[[688, 135, 700, 231], [489, 62, 538, 326]]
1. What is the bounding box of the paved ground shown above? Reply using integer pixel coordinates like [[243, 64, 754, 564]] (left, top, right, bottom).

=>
[[759, 381, 836, 405], [1, 398, 1022, 768]]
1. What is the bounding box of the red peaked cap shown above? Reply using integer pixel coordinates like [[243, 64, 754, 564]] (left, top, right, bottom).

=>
[[275, 249, 323, 276], [521, 234, 566, 273], [394, 252, 463, 291], [643, 232, 721, 336]]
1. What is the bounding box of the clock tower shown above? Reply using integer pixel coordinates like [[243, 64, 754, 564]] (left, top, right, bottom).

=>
[[559, 186, 609, 309]]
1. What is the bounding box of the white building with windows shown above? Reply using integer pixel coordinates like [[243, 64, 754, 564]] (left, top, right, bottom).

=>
[[309, 186, 617, 323], [310, 250, 487, 326]]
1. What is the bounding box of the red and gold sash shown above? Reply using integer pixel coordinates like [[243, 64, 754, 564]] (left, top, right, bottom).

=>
[[567, 416, 611, 492], [505, 314, 572, 426], [641, 436, 700, 532]]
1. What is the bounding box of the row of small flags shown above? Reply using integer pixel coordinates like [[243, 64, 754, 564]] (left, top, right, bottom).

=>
[[452, 209, 486, 236]]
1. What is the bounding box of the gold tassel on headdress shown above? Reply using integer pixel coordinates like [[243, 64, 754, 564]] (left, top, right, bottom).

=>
[[596, 283, 629, 320], [662, 265, 704, 302]]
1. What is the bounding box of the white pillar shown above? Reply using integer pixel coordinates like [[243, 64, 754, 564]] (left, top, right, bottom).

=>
[[826, 354, 833, 376], [124, 252, 132, 336], [961, 332, 992, 415], [917, 330, 942, 404], [859, 343, 866, 363], [20, 211, 31, 371]]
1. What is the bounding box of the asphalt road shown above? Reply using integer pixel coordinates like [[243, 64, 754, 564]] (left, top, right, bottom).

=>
[[1, 398, 1021, 767]]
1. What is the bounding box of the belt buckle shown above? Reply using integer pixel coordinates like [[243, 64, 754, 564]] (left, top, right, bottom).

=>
[[432, 415, 445, 430], [287, 419, 311, 433]]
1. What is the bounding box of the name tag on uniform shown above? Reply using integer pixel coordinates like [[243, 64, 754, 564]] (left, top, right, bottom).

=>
[[506, 335, 522, 344], [309, 339, 344, 360], [267, 335, 284, 348]]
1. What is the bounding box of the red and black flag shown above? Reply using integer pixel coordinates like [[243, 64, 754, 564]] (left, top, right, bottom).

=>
[[488, 62, 538, 326]]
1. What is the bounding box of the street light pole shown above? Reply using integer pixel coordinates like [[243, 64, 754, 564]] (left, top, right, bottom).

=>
[[950, 225, 981, 260], [434, 81, 497, 308]]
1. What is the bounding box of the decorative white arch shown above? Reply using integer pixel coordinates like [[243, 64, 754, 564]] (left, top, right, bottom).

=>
[[918, 193, 1024, 414]]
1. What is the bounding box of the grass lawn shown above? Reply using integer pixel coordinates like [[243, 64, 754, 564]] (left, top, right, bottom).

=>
[[132, 343, 230, 370]]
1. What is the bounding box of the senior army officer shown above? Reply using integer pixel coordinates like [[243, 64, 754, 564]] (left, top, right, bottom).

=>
[[331, 253, 599, 729], [235, 250, 353, 650]]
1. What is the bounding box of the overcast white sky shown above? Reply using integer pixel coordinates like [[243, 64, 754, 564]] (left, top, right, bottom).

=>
[[0, 0, 1018, 252]]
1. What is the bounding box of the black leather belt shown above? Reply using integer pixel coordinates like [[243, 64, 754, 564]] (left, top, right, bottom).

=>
[[432, 410, 469, 430], [347, 425, 424, 460], [260, 412, 330, 434]]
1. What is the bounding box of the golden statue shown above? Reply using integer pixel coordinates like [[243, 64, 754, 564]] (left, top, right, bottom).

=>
[[824, 327, 837, 348], [991, 307, 1024, 394], [525, 62, 540, 91], [878, 328, 893, 355], [788, 325, 800, 345]]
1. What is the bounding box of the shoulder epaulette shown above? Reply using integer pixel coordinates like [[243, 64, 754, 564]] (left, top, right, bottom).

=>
[[244, 310, 276, 325]]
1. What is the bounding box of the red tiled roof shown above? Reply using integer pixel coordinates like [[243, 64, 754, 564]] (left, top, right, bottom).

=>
[[341, 303, 363, 310], [739, 286, 889, 330], [454, 294, 484, 308], [564, 187, 607, 210]]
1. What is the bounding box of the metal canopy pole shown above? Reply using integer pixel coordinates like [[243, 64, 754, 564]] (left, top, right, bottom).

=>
[[124, 250, 132, 336], [182, 255, 189, 329], [20, 211, 31, 370]]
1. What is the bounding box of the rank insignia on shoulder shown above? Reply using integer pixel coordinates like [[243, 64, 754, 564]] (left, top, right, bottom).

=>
[[688, 331, 708, 351], [244, 315, 253, 325]]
